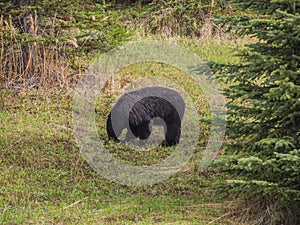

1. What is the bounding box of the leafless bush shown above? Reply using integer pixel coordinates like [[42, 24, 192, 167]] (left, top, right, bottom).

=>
[[0, 13, 81, 92]]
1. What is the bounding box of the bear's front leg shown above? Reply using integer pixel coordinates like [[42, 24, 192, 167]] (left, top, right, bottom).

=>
[[137, 121, 152, 146], [165, 123, 181, 146], [106, 113, 121, 143]]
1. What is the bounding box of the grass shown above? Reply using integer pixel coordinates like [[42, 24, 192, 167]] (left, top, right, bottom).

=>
[[0, 39, 245, 224], [0, 90, 226, 224]]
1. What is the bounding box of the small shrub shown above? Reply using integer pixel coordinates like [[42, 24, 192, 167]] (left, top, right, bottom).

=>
[[0, 0, 131, 91]]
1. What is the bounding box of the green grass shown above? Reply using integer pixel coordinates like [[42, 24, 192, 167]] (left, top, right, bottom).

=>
[[0, 40, 244, 224]]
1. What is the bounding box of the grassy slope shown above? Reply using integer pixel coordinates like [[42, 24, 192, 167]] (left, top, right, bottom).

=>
[[0, 39, 242, 224]]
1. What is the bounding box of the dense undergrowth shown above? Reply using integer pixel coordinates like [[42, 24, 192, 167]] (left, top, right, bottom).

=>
[[0, 0, 236, 91]]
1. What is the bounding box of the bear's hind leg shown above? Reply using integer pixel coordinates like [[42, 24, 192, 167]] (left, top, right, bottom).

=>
[[125, 128, 137, 142], [165, 123, 181, 146]]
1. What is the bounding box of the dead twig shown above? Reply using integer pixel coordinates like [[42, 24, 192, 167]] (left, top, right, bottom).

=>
[[207, 212, 231, 224], [63, 197, 88, 210]]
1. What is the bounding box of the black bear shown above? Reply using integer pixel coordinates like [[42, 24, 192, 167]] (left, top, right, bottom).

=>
[[106, 86, 185, 147]]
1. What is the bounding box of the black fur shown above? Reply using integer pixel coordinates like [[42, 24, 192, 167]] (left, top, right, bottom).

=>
[[106, 86, 185, 146]]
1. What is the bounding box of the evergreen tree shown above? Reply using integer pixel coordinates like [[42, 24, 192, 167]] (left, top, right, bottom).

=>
[[214, 0, 300, 224]]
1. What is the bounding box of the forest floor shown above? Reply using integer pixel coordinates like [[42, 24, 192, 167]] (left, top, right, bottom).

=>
[[0, 38, 246, 224]]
